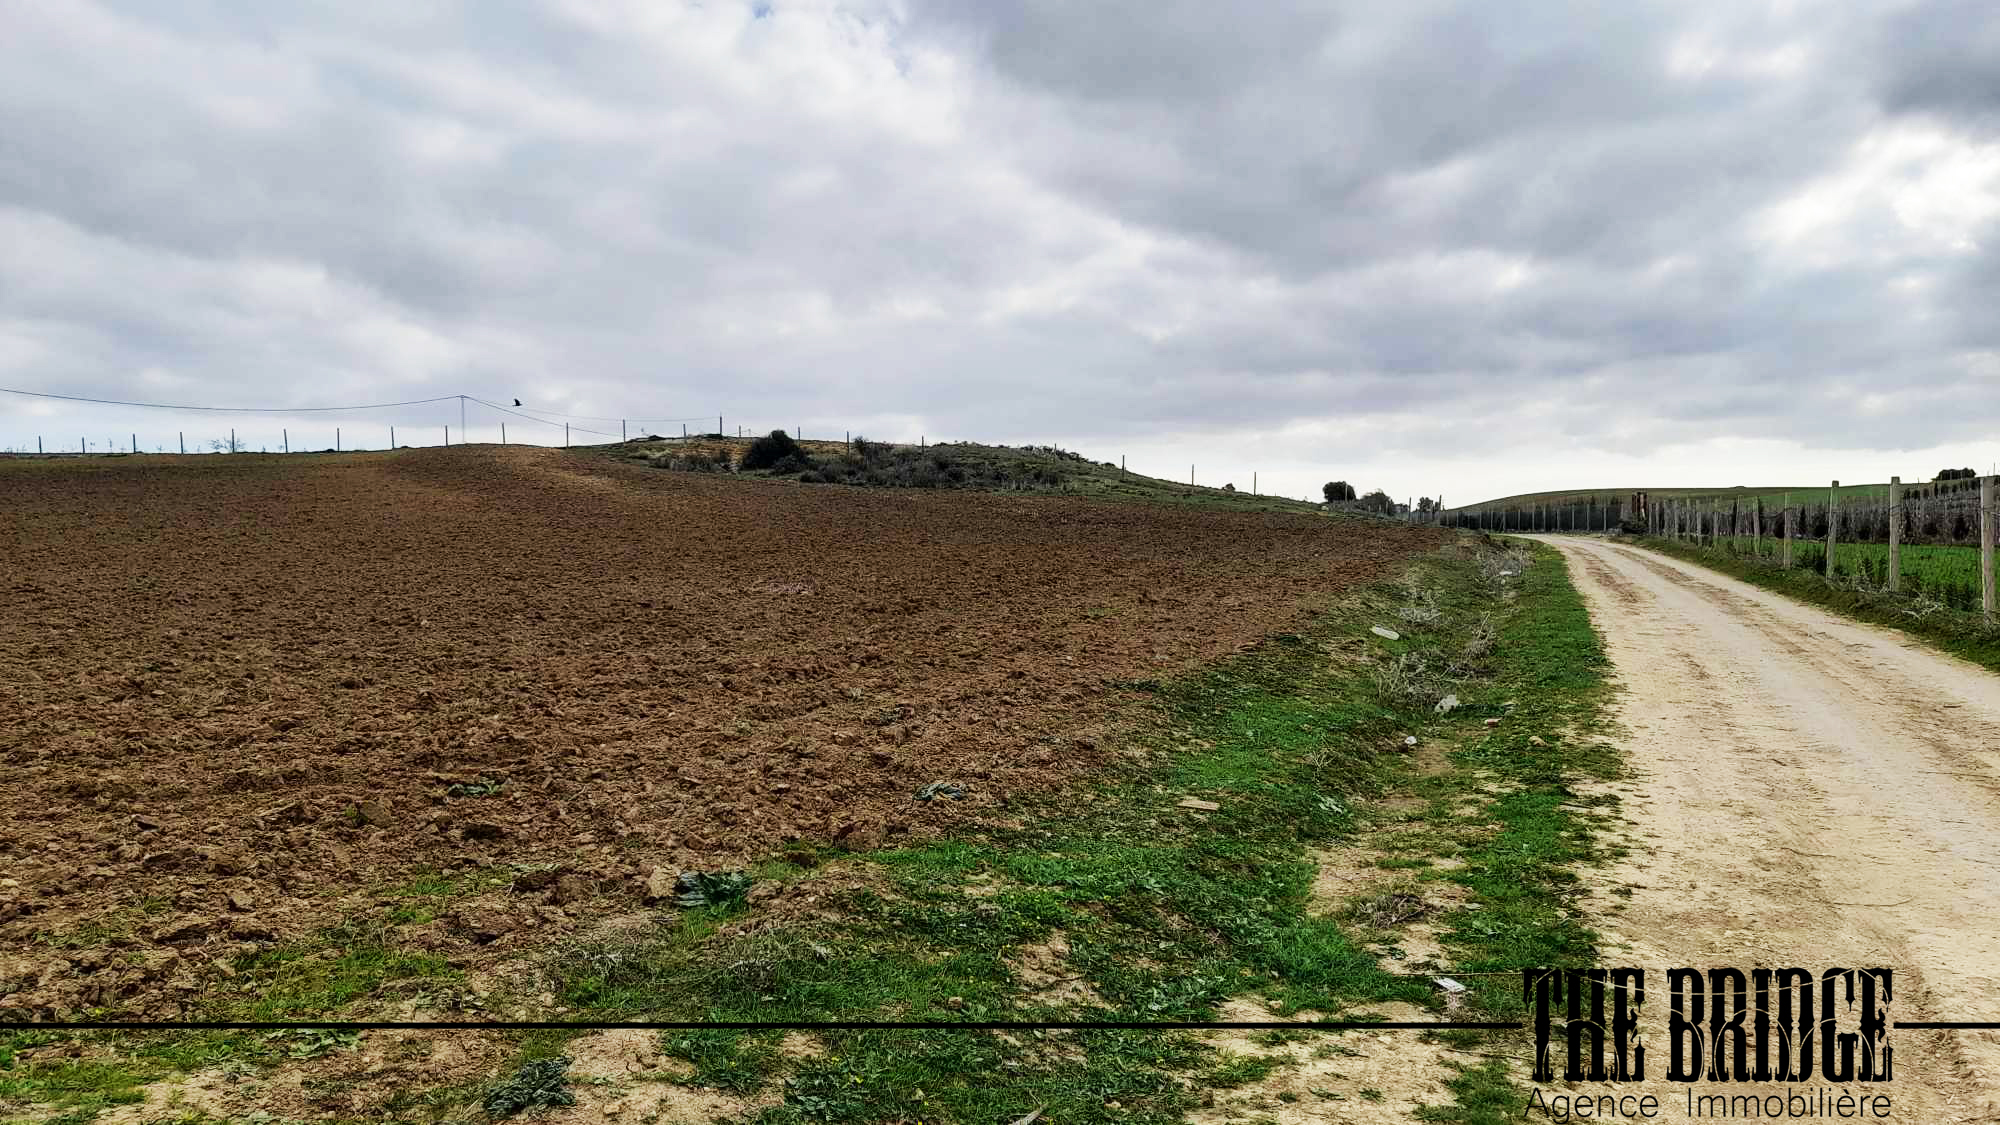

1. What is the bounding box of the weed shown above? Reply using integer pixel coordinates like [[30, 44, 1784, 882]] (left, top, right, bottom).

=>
[[483, 1056, 576, 1118], [662, 1030, 785, 1093]]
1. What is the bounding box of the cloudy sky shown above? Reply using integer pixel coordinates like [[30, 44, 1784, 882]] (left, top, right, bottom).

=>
[[2, 0, 1996, 504]]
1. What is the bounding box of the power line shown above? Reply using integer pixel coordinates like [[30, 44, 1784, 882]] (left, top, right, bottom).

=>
[[475, 399, 710, 426], [464, 397, 622, 439], [4, 386, 703, 440], [0, 386, 463, 413]]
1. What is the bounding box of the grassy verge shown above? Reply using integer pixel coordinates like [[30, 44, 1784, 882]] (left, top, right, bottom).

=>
[[1, 538, 1618, 1125], [1634, 535, 2000, 673]]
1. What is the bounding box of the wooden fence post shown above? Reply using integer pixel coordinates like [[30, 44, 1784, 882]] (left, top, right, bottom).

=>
[[1825, 481, 1839, 579], [1887, 476, 1902, 592], [1983, 475, 1996, 624], [1783, 506, 1794, 568]]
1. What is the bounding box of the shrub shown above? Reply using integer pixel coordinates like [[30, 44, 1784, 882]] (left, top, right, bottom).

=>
[[850, 436, 884, 465], [652, 448, 732, 473], [742, 430, 804, 471]]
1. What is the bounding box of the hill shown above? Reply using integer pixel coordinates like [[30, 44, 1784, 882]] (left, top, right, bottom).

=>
[[603, 434, 1330, 515], [1450, 481, 1898, 513]]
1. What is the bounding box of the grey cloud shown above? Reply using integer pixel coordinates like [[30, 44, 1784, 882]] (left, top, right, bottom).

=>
[[1, 0, 1995, 500]]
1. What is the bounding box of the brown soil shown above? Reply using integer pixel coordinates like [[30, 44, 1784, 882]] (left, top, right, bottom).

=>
[[0, 447, 1441, 1018]]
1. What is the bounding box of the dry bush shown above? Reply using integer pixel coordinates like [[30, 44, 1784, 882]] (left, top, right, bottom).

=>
[[1451, 613, 1498, 676], [1394, 582, 1443, 625], [1370, 650, 1451, 708]]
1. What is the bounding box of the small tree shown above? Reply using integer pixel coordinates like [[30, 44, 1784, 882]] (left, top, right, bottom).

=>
[[1357, 489, 1395, 514], [1936, 467, 1977, 481], [1417, 497, 1437, 513], [1322, 481, 1357, 503], [742, 429, 805, 471]]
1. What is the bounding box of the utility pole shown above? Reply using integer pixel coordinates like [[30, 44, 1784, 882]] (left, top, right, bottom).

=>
[[460, 395, 467, 441]]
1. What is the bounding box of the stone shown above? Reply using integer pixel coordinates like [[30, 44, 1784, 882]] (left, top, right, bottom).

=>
[[1483, 717, 1501, 728], [642, 867, 676, 903], [1370, 625, 1401, 640], [355, 801, 392, 827], [1434, 694, 1460, 714], [150, 915, 216, 944], [513, 868, 562, 892], [551, 875, 590, 906], [1176, 797, 1221, 811], [206, 850, 251, 876], [832, 817, 886, 851], [454, 908, 515, 944]]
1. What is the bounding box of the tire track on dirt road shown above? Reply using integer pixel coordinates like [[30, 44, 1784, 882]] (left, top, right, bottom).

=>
[[1534, 535, 2000, 1122]]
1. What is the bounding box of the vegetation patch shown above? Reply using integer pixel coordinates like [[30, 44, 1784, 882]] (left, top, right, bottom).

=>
[[627, 435, 1335, 513], [1636, 534, 2000, 673]]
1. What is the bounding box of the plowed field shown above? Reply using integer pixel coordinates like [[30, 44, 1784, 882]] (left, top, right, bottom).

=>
[[0, 447, 1440, 1017]]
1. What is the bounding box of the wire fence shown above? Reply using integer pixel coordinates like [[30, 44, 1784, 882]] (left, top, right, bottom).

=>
[[1437, 477, 2000, 622], [1, 387, 1334, 503], [0, 388, 718, 455]]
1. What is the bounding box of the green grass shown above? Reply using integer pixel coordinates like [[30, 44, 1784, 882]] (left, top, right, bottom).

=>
[[1636, 535, 2000, 673], [227, 927, 458, 1022], [0, 912, 466, 1123], [0, 1039, 156, 1120], [1706, 535, 1989, 611]]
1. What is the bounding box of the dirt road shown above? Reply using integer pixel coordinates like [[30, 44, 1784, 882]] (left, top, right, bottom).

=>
[[1538, 535, 2000, 1122]]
